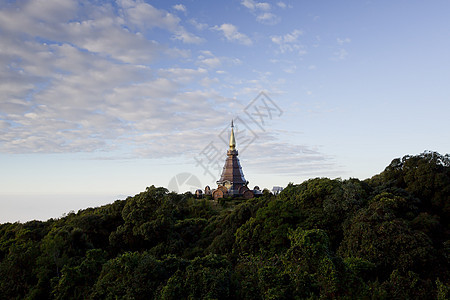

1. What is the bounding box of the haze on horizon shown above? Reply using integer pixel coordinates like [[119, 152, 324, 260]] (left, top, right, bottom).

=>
[[1, 0, 449, 222]]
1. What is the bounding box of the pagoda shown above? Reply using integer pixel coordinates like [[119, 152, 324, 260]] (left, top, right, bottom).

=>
[[213, 121, 254, 200]]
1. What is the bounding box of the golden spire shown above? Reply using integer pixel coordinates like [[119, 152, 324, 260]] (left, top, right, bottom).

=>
[[229, 120, 236, 150]]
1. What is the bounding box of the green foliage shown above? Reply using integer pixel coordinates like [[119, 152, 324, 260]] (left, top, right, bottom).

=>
[[370, 151, 450, 220], [92, 251, 186, 299], [338, 192, 435, 278], [234, 178, 369, 255], [53, 249, 107, 299], [204, 197, 269, 256], [160, 254, 234, 299], [234, 198, 301, 255], [0, 151, 448, 299], [436, 278, 450, 300], [235, 228, 370, 299], [344, 257, 376, 281], [380, 269, 433, 299], [0, 223, 43, 299]]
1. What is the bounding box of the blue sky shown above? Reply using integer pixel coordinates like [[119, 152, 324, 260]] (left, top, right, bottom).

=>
[[1, 0, 449, 222]]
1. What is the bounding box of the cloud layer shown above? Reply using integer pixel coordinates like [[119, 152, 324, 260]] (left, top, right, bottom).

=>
[[0, 0, 338, 176], [0, 0, 227, 156]]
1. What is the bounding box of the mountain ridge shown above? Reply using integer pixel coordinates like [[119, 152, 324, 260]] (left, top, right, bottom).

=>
[[1, 151, 448, 299]]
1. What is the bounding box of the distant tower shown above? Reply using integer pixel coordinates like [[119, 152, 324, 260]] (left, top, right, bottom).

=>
[[215, 120, 252, 199]]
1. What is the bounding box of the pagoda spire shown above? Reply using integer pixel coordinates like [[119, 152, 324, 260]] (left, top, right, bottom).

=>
[[229, 120, 236, 150]]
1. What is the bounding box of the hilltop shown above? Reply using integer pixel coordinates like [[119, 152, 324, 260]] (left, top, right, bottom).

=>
[[0, 151, 449, 299]]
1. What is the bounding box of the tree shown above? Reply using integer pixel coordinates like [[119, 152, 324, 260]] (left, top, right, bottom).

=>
[[370, 151, 450, 220], [160, 254, 234, 300], [92, 251, 184, 299], [52, 249, 107, 299], [338, 192, 435, 278]]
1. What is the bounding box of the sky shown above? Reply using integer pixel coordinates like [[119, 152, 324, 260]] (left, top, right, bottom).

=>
[[1, 0, 449, 222]]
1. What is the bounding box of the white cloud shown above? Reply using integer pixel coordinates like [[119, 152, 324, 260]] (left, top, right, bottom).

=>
[[256, 12, 280, 25], [241, 0, 280, 24], [241, 0, 271, 11], [213, 23, 253, 46], [273, 29, 303, 43], [173, 4, 187, 12], [200, 77, 220, 87], [197, 51, 222, 69], [199, 50, 214, 57], [199, 57, 222, 69], [271, 29, 305, 54], [0, 120, 10, 129], [337, 37, 351, 45], [0, 99, 32, 114], [239, 132, 339, 176], [196, 51, 242, 70], [277, 2, 287, 9], [333, 39, 350, 60], [158, 67, 208, 84], [0, 63, 235, 156], [284, 65, 297, 73], [118, 1, 202, 44], [119, 0, 179, 31], [0, 0, 191, 64], [0, 0, 218, 156], [189, 19, 208, 31], [0, 0, 343, 191], [334, 48, 348, 60], [23, 0, 77, 23], [0, 0, 307, 170], [173, 28, 204, 44], [66, 20, 162, 63]]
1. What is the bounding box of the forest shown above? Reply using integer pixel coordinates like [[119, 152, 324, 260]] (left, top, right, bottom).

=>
[[0, 151, 449, 299]]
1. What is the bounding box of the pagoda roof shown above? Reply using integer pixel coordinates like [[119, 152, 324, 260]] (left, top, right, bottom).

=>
[[217, 150, 246, 184]]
